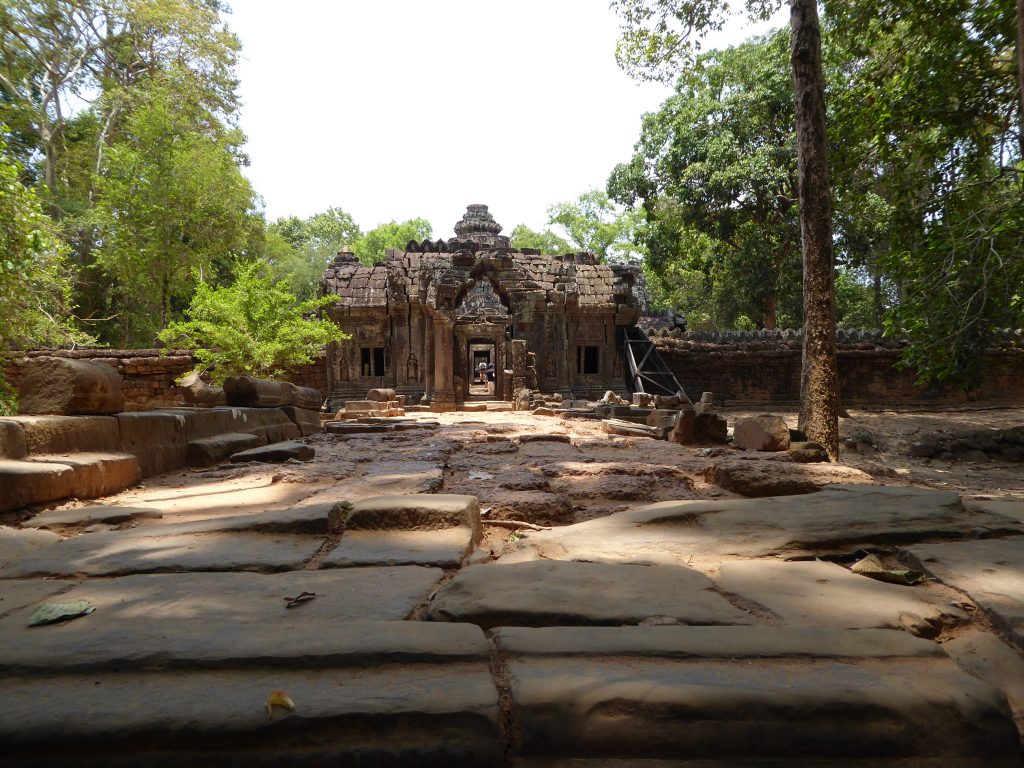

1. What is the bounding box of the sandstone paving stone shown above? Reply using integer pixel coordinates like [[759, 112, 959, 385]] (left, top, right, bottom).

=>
[[324, 528, 477, 568], [500, 485, 1021, 566], [350, 459, 444, 495], [716, 559, 968, 629], [0, 573, 450, 671], [427, 560, 757, 629], [0, 458, 76, 512], [341, 494, 480, 534], [705, 458, 874, 497], [0, 529, 323, 578], [493, 626, 1020, 765], [0, 650, 500, 765], [229, 440, 315, 463], [31, 451, 141, 497], [0, 578, 77, 618], [944, 629, 1024, 726], [0, 526, 60, 568], [9, 414, 120, 454], [22, 504, 163, 528], [903, 536, 1024, 648]]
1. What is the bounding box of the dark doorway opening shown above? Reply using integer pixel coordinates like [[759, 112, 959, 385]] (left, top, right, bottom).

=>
[[468, 340, 496, 399]]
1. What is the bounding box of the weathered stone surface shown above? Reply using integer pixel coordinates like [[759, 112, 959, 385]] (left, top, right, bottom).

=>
[[366, 388, 396, 402], [0, 621, 500, 765], [324, 528, 476, 568], [495, 626, 1019, 765], [116, 411, 187, 477], [17, 357, 125, 415], [324, 421, 394, 435], [0, 578, 76, 618], [733, 413, 791, 451], [428, 560, 755, 629], [0, 527, 60, 568], [670, 407, 696, 444], [280, 405, 321, 436], [229, 440, 315, 463], [350, 460, 444, 495], [501, 485, 1020, 565], [903, 537, 1024, 649], [281, 382, 321, 410], [600, 419, 660, 439], [695, 411, 729, 443], [0, 530, 321, 578], [12, 414, 120, 454], [944, 629, 1024, 725], [518, 433, 571, 444], [0, 570, 447, 665], [186, 432, 264, 467], [223, 375, 287, 407], [0, 458, 76, 512], [790, 440, 829, 462], [485, 491, 573, 525], [716, 559, 967, 630], [341, 494, 479, 535], [178, 372, 226, 406], [706, 458, 874, 497], [0, 419, 27, 459], [23, 505, 162, 529], [32, 452, 141, 498]]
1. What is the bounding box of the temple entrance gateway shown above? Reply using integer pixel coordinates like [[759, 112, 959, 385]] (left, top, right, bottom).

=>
[[321, 204, 644, 411]]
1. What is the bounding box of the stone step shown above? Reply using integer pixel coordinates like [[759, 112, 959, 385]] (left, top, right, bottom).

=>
[[494, 626, 1021, 765], [0, 452, 140, 512]]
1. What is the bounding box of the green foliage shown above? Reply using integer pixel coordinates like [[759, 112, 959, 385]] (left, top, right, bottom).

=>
[[93, 70, 258, 344], [352, 218, 432, 265], [158, 260, 349, 384], [608, 30, 802, 329], [509, 224, 573, 255], [265, 208, 361, 299], [546, 189, 645, 263]]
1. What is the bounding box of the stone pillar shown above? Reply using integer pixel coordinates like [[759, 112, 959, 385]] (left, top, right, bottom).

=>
[[423, 313, 434, 402], [430, 316, 456, 412]]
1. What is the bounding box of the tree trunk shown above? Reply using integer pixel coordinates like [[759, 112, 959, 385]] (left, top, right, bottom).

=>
[[1017, 0, 1023, 159], [790, 0, 840, 461]]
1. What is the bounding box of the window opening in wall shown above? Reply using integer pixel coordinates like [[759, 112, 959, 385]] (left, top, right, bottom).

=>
[[577, 345, 600, 375], [361, 347, 386, 376]]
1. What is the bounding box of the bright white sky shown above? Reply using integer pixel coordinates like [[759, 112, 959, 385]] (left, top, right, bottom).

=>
[[229, 1, 786, 238]]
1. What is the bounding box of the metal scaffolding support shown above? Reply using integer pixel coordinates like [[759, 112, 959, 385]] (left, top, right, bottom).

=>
[[621, 326, 690, 400]]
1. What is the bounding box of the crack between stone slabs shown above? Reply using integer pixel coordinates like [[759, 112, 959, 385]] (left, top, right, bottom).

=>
[[486, 629, 518, 768], [302, 521, 344, 571], [709, 585, 783, 626]]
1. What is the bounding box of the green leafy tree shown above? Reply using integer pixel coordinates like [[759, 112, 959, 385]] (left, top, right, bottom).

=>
[[509, 224, 573, 255], [265, 207, 362, 298], [158, 260, 349, 384], [546, 189, 645, 263], [94, 70, 258, 344], [352, 218, 432, 265]]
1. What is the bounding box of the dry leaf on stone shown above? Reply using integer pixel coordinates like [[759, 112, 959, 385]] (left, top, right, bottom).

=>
[[266, 689, 296, 719], [851, 554, 926, 586]]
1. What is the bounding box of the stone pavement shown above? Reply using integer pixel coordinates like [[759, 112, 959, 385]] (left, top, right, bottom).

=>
[[2, 412, 1024, 765]]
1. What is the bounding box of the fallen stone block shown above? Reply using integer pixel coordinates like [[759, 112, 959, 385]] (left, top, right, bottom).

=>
[[790, 440, 829, 462], [17, 357, 125, 415], [0, 420, 27, 459], [695, 411, 728, 442], [531, 406, 555, 417], [223, 375, 287, 408], [716, 559, 967, 630], [366, 388, 396, 402], [706, 459, 874, 497], [229, 440, 315, 463], [494, 626, 1020, 765], [339, 494, 480, 536], [427, 560, 756, 629], [178, 372, 225, 406], [186, 432, 264, 467], [601, 419, 660, 439], [281, 382, 321, 410], [734, 413, 791, 451], [23, 505, 162, 529], [484, 490, 573, 525]]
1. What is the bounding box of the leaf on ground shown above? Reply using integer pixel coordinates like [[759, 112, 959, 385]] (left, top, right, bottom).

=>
[[283, 592, 319, 609], [266, 689, 296, 719], [28, 600, 95, 627], [851, 554, 926, 586]]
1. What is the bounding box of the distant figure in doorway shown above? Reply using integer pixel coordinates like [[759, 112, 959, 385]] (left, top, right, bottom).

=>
[[477, 361, 487, 384]]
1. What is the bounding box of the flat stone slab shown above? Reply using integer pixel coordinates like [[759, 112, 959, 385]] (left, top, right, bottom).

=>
[[22, 505, 162, 529], [6, 414, 120, 454], [494, 626, 1020, 764], [1, 625, 500, 765], [427, 560, 756, 629], [903, 536, 1024, 648], [500, 485, 1021, 565], [0, 527, 60, 568], [355, 460, 444, 495], [0, 578, 77, 618], [705, 458, 874, 497], [0, 571, 449, 672], [230, 440, 315, 463], [0, 530, 322, 578], [341, 493, 480, 532], [186, 432, 264, 467], [945, 629, 1024, 727], [716, 559, 968, 629], [0, 458, 76, 512], [323, 528, 476, 568]]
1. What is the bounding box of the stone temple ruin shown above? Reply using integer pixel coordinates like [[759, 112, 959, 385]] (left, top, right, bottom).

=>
[[321, 204, 654, 411]]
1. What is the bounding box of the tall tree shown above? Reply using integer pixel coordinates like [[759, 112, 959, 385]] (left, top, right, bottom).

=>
[[547, 188, 646, 263], [612, 0, 841, 459], [352, 218, 432, 265], [509, 224, 573, 255]]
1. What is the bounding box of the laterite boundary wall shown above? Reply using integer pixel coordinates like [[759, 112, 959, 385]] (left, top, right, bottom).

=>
[[654, 330, 1024, 407], [2, 350, 327, 412]]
